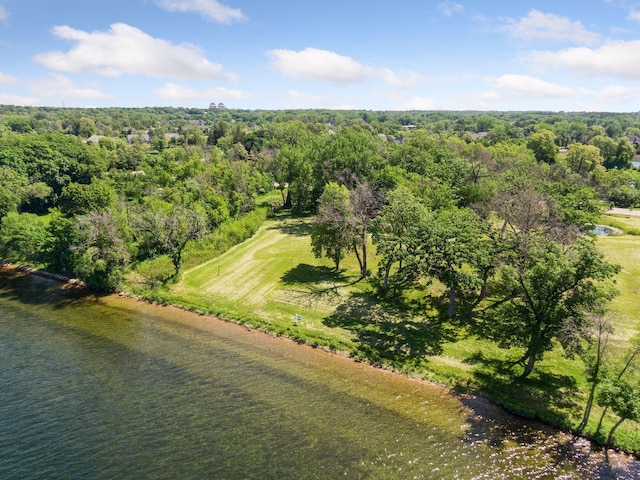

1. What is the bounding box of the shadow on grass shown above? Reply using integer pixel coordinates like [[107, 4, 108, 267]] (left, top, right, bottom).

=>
[[281, 263, 342, 285], [462, 350, 581, 429], [268, 217, 312, 237], [323, 292, 458, 369]]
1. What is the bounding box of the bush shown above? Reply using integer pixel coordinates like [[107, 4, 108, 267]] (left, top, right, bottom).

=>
[[181, 207, 268, 269]]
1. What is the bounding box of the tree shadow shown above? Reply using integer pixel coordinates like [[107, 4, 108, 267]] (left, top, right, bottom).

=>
[[281, 263, 342, 285], [323, 293, 458, 368], [0, 267, 105, 309], [464, 351, 582, 428], [268, 217, 312, 237], [452, 391, 637, 478]]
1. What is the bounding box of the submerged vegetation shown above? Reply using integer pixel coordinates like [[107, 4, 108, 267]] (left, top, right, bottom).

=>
[[2, 105, 640, 453]]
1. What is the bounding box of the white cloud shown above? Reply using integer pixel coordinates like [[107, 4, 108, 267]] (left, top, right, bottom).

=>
[[267, 47, 424, 88], [505, 9, 601, 45], [437, 1, 463, 17], [267, 48, 374, 85], [34, 23, 238, 81], [378, 68, 426, 89], [0, 70, 17, 85], [152, 0, 245, 23], [628, 11, 640, 23], [31, 74, 113, 99], [0, 5, 8, 21], [579, 84, 637, 104], [530, 40, 640, 79], [489, 74, 575, 98], [156, 82, 252, 102], [0, 93, 39, 106]]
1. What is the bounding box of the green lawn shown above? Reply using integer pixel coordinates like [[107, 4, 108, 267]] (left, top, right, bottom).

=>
[[170, 216, 363, 349], [153, 214, 640, 452]]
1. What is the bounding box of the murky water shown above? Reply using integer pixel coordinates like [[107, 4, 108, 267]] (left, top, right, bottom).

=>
[[0, 269, 637, 479]]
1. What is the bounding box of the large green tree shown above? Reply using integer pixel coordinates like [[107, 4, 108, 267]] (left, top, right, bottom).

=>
[[311, 182, 353, 271], [134, 203, 209, 278], [371, 187, 428, 292], [71, 209, 132, 291], [527, 129, 558, 164], [483, 235, 619, 378], [419, 206, 490, 318]]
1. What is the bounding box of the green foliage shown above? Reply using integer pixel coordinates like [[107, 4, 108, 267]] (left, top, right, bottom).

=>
[[527, 129, 558, 164], [483, 236, 620, 377], [311, 182, 353, 271], [565, 143, 603, 177], [181, 207, 268, 270], [58, 179, 116, 217], [0, 166, 28, 219], [0, 212, 49, 265], [71, 209, 132, 291]]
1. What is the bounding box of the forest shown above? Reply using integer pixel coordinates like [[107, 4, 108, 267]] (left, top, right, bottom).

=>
[[1, 104, 640, 453]]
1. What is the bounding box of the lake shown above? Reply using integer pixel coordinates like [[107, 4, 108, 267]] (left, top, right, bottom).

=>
[[0, 267, 637, 479]]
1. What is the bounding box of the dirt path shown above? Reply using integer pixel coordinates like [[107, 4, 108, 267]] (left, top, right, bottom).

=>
[[608, 207, 640, 217]]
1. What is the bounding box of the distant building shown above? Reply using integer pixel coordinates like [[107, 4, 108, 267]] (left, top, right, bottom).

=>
[[86, 134, 104, 143], [218, 102, 226, 109], [209, 102, 217, 109], [470, 132, 488, 139], [127, 133, 151, 144], [164, 132, 180, 141]]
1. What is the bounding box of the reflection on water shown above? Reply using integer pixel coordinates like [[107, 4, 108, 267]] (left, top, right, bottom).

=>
[[0, 268, 637, 479]]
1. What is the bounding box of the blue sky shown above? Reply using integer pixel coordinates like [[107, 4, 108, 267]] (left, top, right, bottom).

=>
[[2, 0, 640, 111]]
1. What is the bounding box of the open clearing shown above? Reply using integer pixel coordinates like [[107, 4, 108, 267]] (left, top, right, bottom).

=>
[[172, 216, 364, 345]]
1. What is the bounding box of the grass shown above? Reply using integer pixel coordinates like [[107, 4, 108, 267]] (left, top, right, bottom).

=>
[[600, 213, 640, 236], [131, 213, 640, 453]]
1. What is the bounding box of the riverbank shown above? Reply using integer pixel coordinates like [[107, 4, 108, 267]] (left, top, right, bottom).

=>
[[3, 213, 640, 458], [2, 263, 640, 478]]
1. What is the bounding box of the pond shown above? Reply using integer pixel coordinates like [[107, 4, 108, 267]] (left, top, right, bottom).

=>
[[0, 268, 637, 479]]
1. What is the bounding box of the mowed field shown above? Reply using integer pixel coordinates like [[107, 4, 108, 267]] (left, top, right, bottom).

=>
[[598, 213, 640, 342], [171, 216, 367, 348]]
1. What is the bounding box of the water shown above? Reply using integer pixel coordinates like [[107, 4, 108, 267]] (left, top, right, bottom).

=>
[[593, 225, 620, 236], [0, 269, 637, 479]]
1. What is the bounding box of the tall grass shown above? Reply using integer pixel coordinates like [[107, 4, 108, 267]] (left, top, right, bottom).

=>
[[129, 207, 269, 285], [600, 214, 640, 236], [182, 207, 268, 269]]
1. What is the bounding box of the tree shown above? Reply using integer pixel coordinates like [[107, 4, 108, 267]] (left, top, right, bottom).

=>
[[596, 379, 640, 446], [371, 187, 429, 292], [483, 235, 619, 378], [311, 182, 353, 271], [569, 313, 613, 433], [0, 212, 49, 265], [527, 129, 558, 164], [71, 209, 132, 291], [589, 135, 617, 169], [58, 179, 116, 217], [134, 203, 209, 278], [0, 166, 28, 220], [565, 143, 603, 177], [419, 206, 489, 318], [595, 336, 640, 436], [613, 137, 635, 170], [348, 181, 383, 278]]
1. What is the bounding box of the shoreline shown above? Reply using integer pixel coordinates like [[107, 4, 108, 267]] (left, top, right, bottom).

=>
[[1, 263, 639, 461]]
